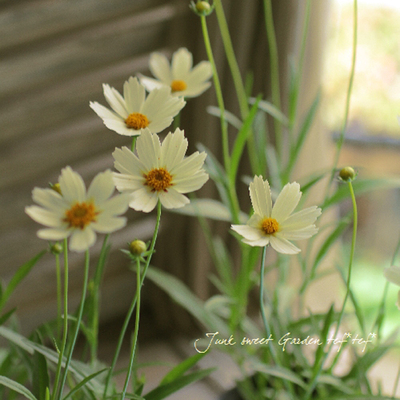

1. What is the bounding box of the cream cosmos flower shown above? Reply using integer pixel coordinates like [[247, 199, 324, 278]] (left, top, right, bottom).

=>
[[90, 77, 185, 136], [112, 128, 209, 213], [231, 176, 321, 254], [139, 48, 213, 98], [25, 167, 129, 252], [384, 265, 400, 309]]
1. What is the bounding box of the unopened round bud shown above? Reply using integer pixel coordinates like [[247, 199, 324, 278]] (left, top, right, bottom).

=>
[[129, 240, 147, 256], [51, 183, 62, 195], [196, 1, 211, 13], [339, 166, 356, 182], [50, 243, 63, 254]]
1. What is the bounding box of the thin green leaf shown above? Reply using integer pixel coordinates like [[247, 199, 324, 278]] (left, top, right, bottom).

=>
[[249, 97, 289, 125], [206, 106, 242, 130], [229, 95, 262, 184], [32, 333, 50, 400], [63, 368, 108, 400], [0, 308, 16, 326], [0, 250, 47, 311], [171, 198, 241, 222], [146, 267, 228, 336], [0, 376, 38, 400], [250, 359, 307, 389], [145, 368, 215, 400], [323, 177, 400, 210], [284, 91, 320, 181], [160, 353, 205, 385]]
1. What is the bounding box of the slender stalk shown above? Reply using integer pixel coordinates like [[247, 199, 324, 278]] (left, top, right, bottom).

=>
[[200, 15, 230, 174], [263, 0, 282, 162], [51, 238, 69, 400], [302, 180, 357, 400], [57, 249, 91, 399], [131, 136, 137, 152], [259, 246, 278, 362], [103, 201, 162, 399], [172, 111, 181, 131], [200, 14, 242, 224], [324, 0, 358, 200], [89, 234, 110, 364], [121, 257, 142, 399], [55, 250, 62, 339], [213, 0, 259, 175]]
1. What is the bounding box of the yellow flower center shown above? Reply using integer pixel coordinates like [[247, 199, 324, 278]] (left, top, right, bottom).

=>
[[125, 113, 149, 130], [64, 202, 98, 230], [171, 80, 187, 93], [261, 218, 279, 235], [144, 168, 173, 192]]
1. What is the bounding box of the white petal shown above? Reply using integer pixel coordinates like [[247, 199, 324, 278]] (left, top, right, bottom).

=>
[[92, 216, 127, 233], [249, 176, 272, 217], [113, 146, 146, 176], [172, 48, 193, 79], [269, 235, 300, 254], [169, 151, 207, 178], [242, 237, 270, 247], [69, 228, 96, 252], [37, 228, 70, 240], [180, 82, 212, 98], [90, 101, 121, 122], [113, 173, 144, 192], [123, 76, 145, 113], [160, 128, 188, 169], [59, 167, 86, 203], [101, 193, 130, 216], [187, 61, 212, 84], [149, 52, 172, 83], [173, 171, 209, 193], [136, 130, 161, 170], [278, 226, 319, 240], [159, 188, 189, 209], [87, 170, 115, 204], [247, 213, 263, 228], [231, 224, 264, 241], [26, 206, 63, 228], [129, 188, 158, 213], [279, 206, 321, 231], [138, 75, 165, 92], [271, 182, 302, 223], [384, 266, 400, 286], [32, 188, 66, 213], [103, 84, 129, 118]]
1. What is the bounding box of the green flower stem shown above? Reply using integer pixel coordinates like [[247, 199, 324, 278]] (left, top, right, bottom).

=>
[[302, 180, 357, 400], [200, 15, 230, 174], [259, 246, 278, 363], [213, 0, 258, 175], [131, 136, 137, 152], [200, 14, 241, 224], [103, 201, 162, 399], [172, 111, 181, 131], [325, 0, 357, 199], [90, 233, 110, 364], [55, 250, 62, 339], [51, 239, 69, 400], [121, 257, 142, 400], [57, 249, 91, 399], [263, 0, 282, 162]]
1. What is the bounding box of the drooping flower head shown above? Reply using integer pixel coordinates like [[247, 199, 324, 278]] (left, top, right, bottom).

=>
[[384, 265, 400, 309], [112, 128, 209, 213], [90, 77, 185, 136], [139, 48, 213, 98], [231, 176, 321, 254], [25, 167, 129, 252]]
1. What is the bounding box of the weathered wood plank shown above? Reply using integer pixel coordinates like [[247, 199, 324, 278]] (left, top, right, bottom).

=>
[[0, 0, 164, 52], [0, 4, 178, 101]]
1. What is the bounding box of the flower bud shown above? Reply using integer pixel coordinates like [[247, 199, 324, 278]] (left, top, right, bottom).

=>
[[129, 240, 147, 256], [50, 183, 62, 195], [190, 1, 214, 16], [50, 242, 63, 255], [339, 166, 356, 182]]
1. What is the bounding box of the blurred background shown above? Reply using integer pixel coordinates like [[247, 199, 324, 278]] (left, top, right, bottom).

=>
[[1, 0, 400, 396]]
